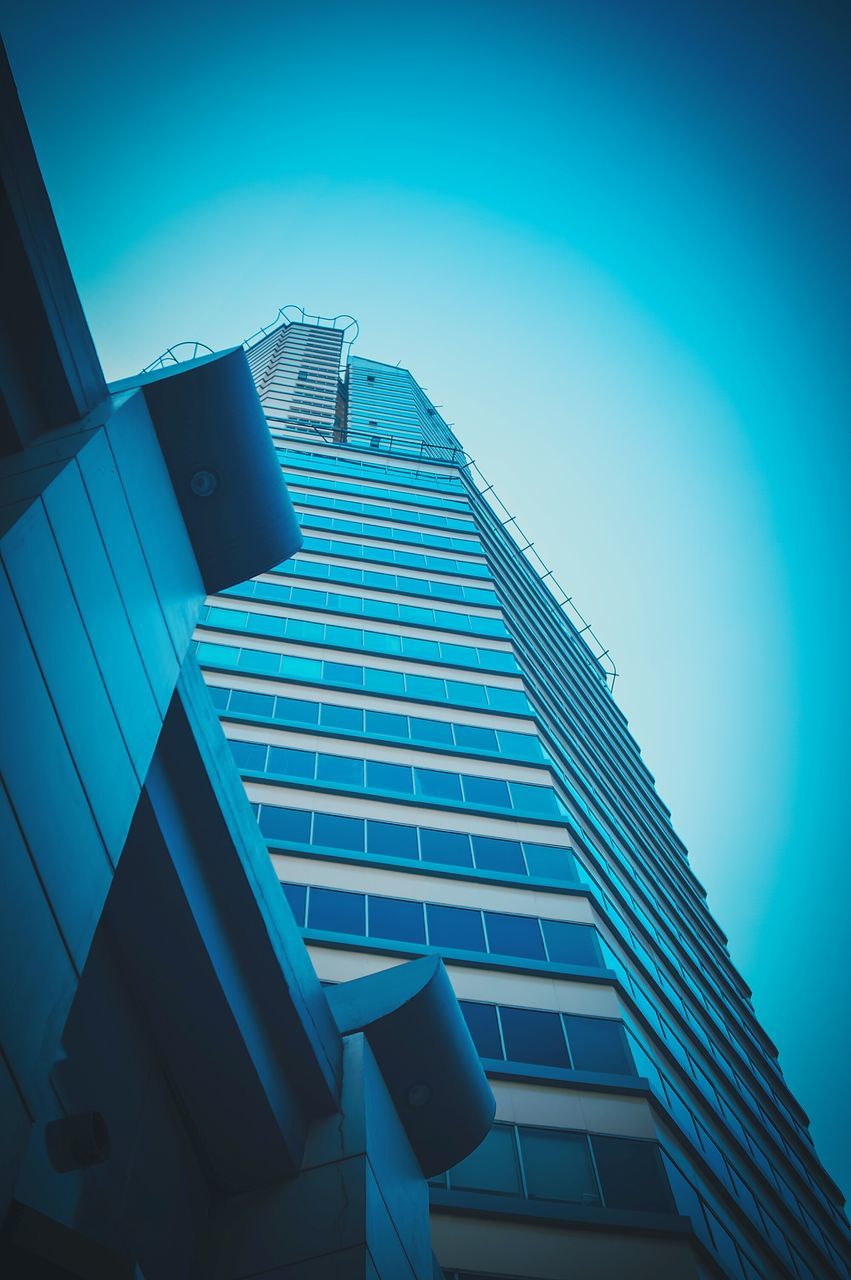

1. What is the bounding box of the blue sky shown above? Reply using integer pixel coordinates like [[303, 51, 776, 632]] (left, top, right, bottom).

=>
[[4, 0, 851, 1196]]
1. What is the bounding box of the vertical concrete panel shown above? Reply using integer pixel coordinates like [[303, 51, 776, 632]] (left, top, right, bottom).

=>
[[76, 428, 179, 717], [42, 461, 163, 781], [0, 564, 111, 967], [0, 779, 76, 1111], [2, 498, 138, 861], [106, 396, 203, 660]]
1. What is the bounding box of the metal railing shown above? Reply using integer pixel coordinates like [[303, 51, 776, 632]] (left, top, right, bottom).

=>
[[140, 341, 215, 373]]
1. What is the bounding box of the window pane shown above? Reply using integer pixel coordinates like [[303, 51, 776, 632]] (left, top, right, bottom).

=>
[[316, 753, 364, 786], [273, 695, 320, 724], [542, 921, 602, 968], [368, 895, 425, 944], [267, 745, 315, 778], [229, 739, 266, 771], [281, 882, 306, 926], [498, 730, 543, 760], [427, 904, 485, 951], [308, 887, 365, 935], [519, 1128, 599, 1205], [591, 1136, 674, 1213], [484, 912, 545, 960], [367, 760, 414, 794], [448, 680, 487, 707], [229, 689, 274, 716], [410, 716, 453, 745], [500, 1007, 569, 1068], [462, 775, 510, 808], [509, 782, 560, 815], [241, 649, 281, 675], [471, 835, 525, 875], [523, 843, 578, 882], [459, 1001, 503, 1058], [406, 674, 445, 700], [419, 828, 472, 867], [325, 661, 363, 686], [319, 702, 363, 731], [453, 724, 498, 752], [258, 805, 311, 844], [366, 819, 420, 860], [415, 768, 463, 802], [364, 667, 405, 694], [312, 813, 365, 851], [365, 709, 408, 738], [564, 1015, 635, 1076], [449, 1125, 521, 1195]]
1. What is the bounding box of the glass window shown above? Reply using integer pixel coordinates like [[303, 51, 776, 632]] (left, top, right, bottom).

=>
[[316, 753, 364, 786], [500, 1007, 569, 1068], [591, 1136, 674, 1214], [267, 745, 315, 778], [228, 689, 274, 717], [366, 819, 419, 860], [228, 739, 267, 771], [447, 680, 487, 707], [471, 835, 525, 875], [239, 648, 280, 675], [285, 617, 323, 643], [364, 667, 406, 694], [363, 598, 396, 620], [415, 768, 463, 803], [453, 724, 498, 752], [258, 805, 311, 844], [459, 1001, 503, 1058], [487, 687, 528, 713], [283, 654, 322, 680], [485, 912, 545, 960], [325, 661, 363, 686], [312, 812, 365, 851], [326, 624, 361, 647], [367, 895, 426, 944], [208, 684, 230, 710], [308, 887, 365, 936], [564, 1015, 635, 1076], [365, 709, 408, 738], [498, 730, 543, 761], [509, 782, 560, 815], [441, 641, 475, 665], [462, 775, 510, 808], [410, 716, 453, 745], [419, 828, 472, 867], [281, 882, 306, 926], [523, 843, 577, 882], [366, 760, 414, 794], [519, 1128, 599, 1205], [319, 703, 363, 731], [542, 921, 602, 969], [427, 903, 486, 951], [273, 695, 320, 725], [449, 1124, 521, 1195], [402, 636, 441, 661], [290, 586, 325, 608], [406, 674, 445, 701]]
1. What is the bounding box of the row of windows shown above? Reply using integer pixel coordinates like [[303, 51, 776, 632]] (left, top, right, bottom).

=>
[[230, 739, 564, 817], [198, 604, 519, 673], [277, 448, 465, 494], [220, 576, 509, 638], [196, 640, 532, 714], [257, 802, 579, 879], [431, 1122, 674, 1216], [281, 881, 604, 968], [209, 684, 543, 761], [280, 554, 500, 606], [459, 1000, 636, 1077], [288, 484, 478, 533], [281, 467, 472, 519], [300, 534, 492, 580], [296, 509, 482, 555]]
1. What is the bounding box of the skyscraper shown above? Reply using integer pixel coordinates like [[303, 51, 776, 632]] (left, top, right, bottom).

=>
[[197, 311, 851, 1280]]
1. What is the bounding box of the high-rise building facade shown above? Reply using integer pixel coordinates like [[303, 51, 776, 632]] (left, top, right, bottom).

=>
[[196, 313, 851, 1280]]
